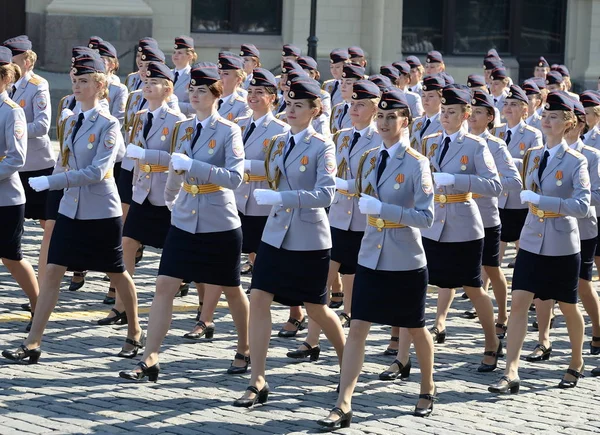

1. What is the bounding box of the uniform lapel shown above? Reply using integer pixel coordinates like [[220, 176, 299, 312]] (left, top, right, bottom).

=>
[[439, 131, 465, 170], [349, 124, 375, 159], [146, 105, 167, 141], [378, 142, 407, 187], [191, 113, 219, 157], [284, 126, 313, 168], [247, 113, 273, 149], [541, 143, 566, 183], [74, 107, 99, 143]]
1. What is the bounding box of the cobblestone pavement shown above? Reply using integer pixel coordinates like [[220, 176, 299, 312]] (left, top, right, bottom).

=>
[[1, 221, 600, 434]]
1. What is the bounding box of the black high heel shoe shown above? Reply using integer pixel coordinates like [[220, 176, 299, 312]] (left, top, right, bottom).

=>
[[557, 364, 585, 389], [477, 340, 502, 372], [103, 288, 116, 305], [384, 336, 399, 356], [233, 383, 270, 408], [135, 245, 145, 265], [97, 308, 128, 326], [68, 271, 87, 291], [379, 357, 411, 381], [532, 317, 555, 331], [175, 282, 189, 298], [286, 342, 321, 361], [2, 345, 41, 364], [317, 407, 352, 430], [590, 336, 600, 355], [496, 323, 508, 339], [117, 332, 146, 358], [429, 327, 446, 344], [339, 312, 351, 328], [488, 375, 520, 394], [277, 317, 306, 338], [329, 292, 344, 309], [413, 386, 437, 417], [195, 302, 203, 321], [119, 361, 160, 382], [525, 343, 552, 362], [183, 320, 214, 340], [227, 352, 250, 374], [21, 303, 31, 312]]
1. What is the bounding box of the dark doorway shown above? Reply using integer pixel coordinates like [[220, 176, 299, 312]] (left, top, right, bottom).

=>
[[0, 0, 26, 43]]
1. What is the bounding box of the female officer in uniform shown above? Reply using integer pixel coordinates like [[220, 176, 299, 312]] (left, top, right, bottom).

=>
[[298, 55, 332, 120], [391, 60, 424, 117], [581, 90, 600, 149], [523, 79, 543, 132], [322, 49, 348, 109], [287, 80, 381, 361], [217, 52, 250, 121], [421, 85, 502, 372], [489, 92, 590, 393], [97, 62, 185, 326], [492, 85, 543, 266], [424, 51, 445, 76], [124, 37, 157, 92], [118, 63, 250, 381], [3, 37, 53, 229], [2, 52, 143, 364], [232, 78, 345, 407], [240, 44, 260, 90], [318, 89, 436, 429], [0, 47, 39, 329], [468, 90, 522, 338], [406, 55, 424, 95], [98, 40, 128, 127], [529, 98, 600, 361], [171, 35, 196, 116], [410, 75, 444, 152], [233, 68, 289, 277], [331, 64, 364, 134]]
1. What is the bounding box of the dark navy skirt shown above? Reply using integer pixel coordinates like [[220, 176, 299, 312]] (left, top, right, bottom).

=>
[[250, 241, 330, 306], [0, 204, 25, 261], [19, 167, 54, 220], [352, 265, 428, 328], [158, 225, 242, 287], [330, 227, 364, 275], [580, 238, 596, 282], [482, 225, 501, 267], [45, 190, 64, 221], [512, 248, 580, 304], [123, 199, 171, 249], [239, 212, 268, 254], [499, 208, 528, 243], [117, 167, 134, 205], [48, 213, 125, 273], [595, 230, 600, 257], [422, 237, 484, 289]]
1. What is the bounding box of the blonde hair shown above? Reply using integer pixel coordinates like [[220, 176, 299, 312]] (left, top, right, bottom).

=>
[[90, 72, 108, 100], [161, 78, 174, 101], [103, 56, 119, 75], [186, 48, 198, 64], [461, 104, 473, 116], [22, 50, 37, 68], [235, 69, 248, 82], [593, 106, 600, 117], [308, 97, 323, 118], [0, 63, 21, 86], [564, 111, 578, 134]]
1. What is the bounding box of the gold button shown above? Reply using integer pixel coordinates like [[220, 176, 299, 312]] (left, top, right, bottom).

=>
[[347, 196, 351, 200], [286, 208, 291, 213], [441, 219, 444, 223], [538, 233, 542, 237], [539, 218, 544, 223], [192, 210, 196, 214], [504, 193, 508, 196], [439, 204, 444, 208], [146, 175, 150, 179], [190, 177, 195, 181], [377, 244, 382, 249], [284, 225, 288, 229], [347, 211, 351, 215], [146, 189, 150, 192], [74, 199, 77, 202], [438, 188, 443, 193], [244, 195, 248, 199]]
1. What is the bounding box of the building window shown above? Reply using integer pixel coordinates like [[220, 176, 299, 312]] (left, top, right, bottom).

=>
[[191, 0, 283, 35], [401, 0, 566, 56]]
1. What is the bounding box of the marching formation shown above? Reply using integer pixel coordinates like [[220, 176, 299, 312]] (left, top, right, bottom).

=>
[[2, 33, 600, 430]]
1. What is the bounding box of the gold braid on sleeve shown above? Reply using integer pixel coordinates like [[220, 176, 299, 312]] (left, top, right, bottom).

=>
[[59, 117, 70, 168], [264, 136, 281, 190], [355, 147, 378, 196]]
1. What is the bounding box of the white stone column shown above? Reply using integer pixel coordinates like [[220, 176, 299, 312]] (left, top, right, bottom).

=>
[[566, 0, 600, 89]]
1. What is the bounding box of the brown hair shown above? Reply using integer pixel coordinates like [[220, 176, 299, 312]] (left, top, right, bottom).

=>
[[308, 97, 323, 118], [0, 63, 21, 86], [249, 56, 261, 68], [265, 86, 279, 108], [461, 104, 473, 116], [564, 110, 578, 134], [484, 106, 496, 130], [103, 56, 120, 75], [208, 80, 224, 99]]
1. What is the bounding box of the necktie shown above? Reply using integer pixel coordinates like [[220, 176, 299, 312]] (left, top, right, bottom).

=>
[[493, 98, 498, 105], [439, 136, 451, 165], [340, 104, 349, 123], [71, 113, 85, 142], [331, 81, 339, 98], [190, 123, 202, 150], [135, 78, 142, 90], [9, 85, 16, 98], [420, 118, 431, 139], [173, 71, 179, 85], [581, 134, 586, 141], [68, 96, 77, 111], [140, 98, 147, 109], [538, 150, 550, 179], [349, 132, 361, 154], [243, 122, 256, 144], [218, 99, 223, 111], [377, 150, 389, 183], [505, 130, 512, 145], [277, 100, 287, 114], [284, 137, 296, 162], [143, 112, 153, 139]]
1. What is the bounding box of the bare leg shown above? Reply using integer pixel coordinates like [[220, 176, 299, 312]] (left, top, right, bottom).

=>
[[304, 302, 345, 364], [239, 289, 274, 400], [341, 274, 355, 315], [196, 282, 205, 304], [23, 264, 67, 348], [281, 305, 305, 332], [387, 326, 400, 352], [534, 299, 553, 353], [329, 261, 343, 306], [221, 284, 250, 367], [139, 275, 183, 367], [484, 265, 509, 329], [578, 278, 600, 338], [37, 219, 55, 284], [188, 283, 222, 333], [108, 270, 142, 350], [464, 285, 500, 364], [409, 327, 435, 408], [557, 301, 585, 381], [503, 290, 535, 379], [499, 241, 507, 264], [383, 327, 412, 371], [110, 236, 140, 314], [2, 258, 39, 312], [433, 288, 454, 332]]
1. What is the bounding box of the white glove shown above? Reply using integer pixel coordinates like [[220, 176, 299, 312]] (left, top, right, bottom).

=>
[[171, 153, 193, 172], [165, 200, 175, 211], [433, 172, 456, 187], [358, 194, 382, 215], [335, 177, 349, 191], [60, 108, 74, 122], [126, 144, 145, 160], [29, 176, 50, 192], [244, 160, 251, 171], [520, 190, 541, 205], [253, 189, 283, 206]]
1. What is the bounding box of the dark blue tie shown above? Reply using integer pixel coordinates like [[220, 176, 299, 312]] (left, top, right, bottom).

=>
[[71, 113, 84, 142]]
